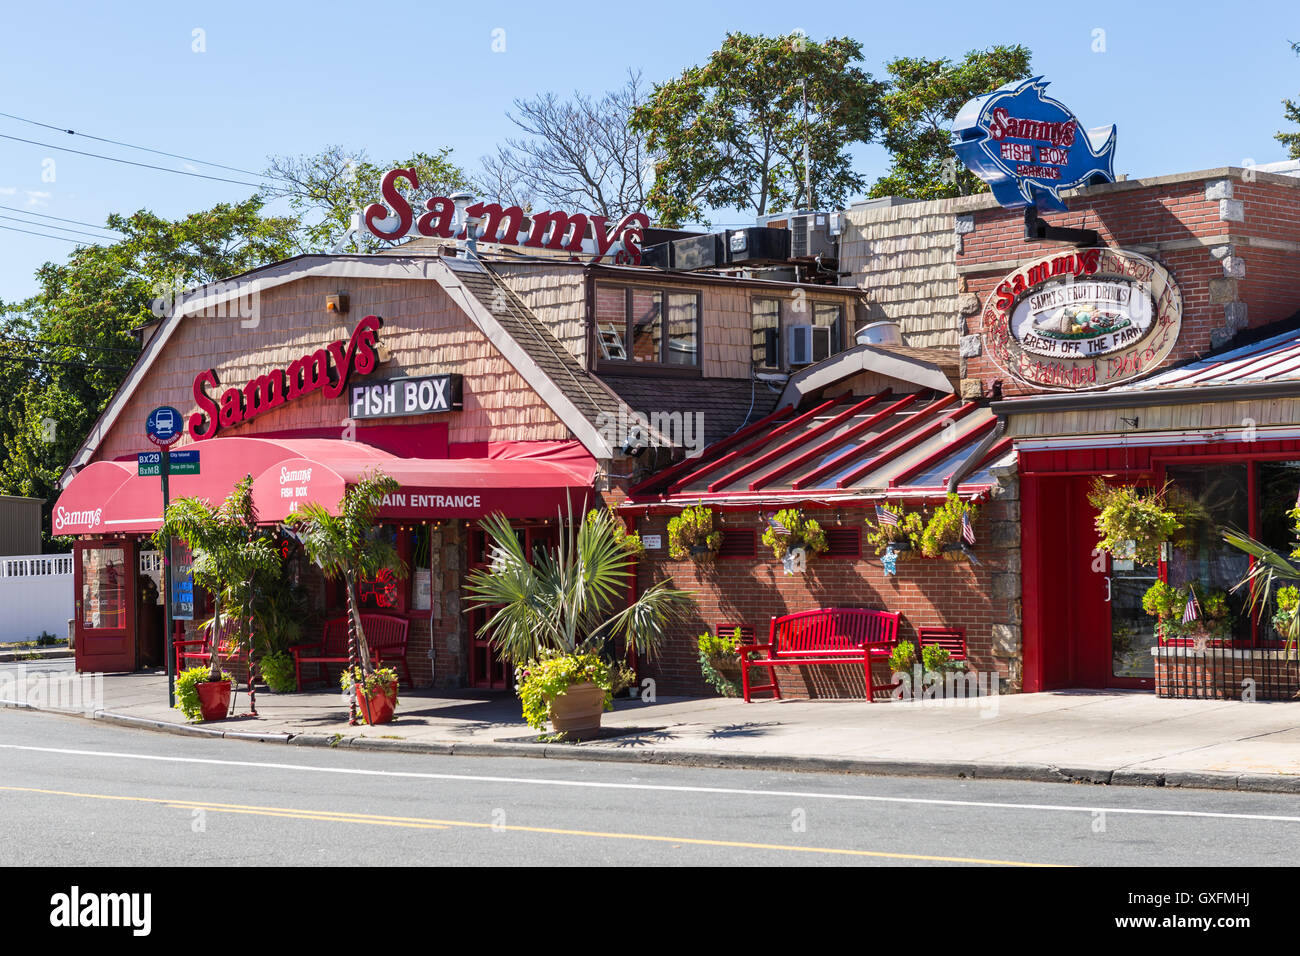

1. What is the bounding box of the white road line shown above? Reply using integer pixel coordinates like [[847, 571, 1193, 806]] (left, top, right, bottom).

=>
[[0, 742, 1297, 823]]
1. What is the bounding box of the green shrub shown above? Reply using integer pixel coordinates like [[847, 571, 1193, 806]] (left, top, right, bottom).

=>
[[1088, 480, 1182, 565], [175, 666, 233, 722], [668, 505, 724, 560], [259, 651, 297, 693], [866, 511, 925, 556], [920, 494, 978, 559], [697, 628, 743, 696], [889, 640, 916, 672], [921, 644, 952, 672], [589, 508, 645, 556], [514, 651, 618, 731], [761, 508, 829, 561]]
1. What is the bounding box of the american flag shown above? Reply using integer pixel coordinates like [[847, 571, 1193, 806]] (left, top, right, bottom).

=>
[[1182, 590, 1200, 625], [961, 510, 976, 545], [875, 504, 899, 527], [768, 515, 789, 536]]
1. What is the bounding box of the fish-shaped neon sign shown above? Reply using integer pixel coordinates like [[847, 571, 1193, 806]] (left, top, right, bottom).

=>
[[952, 77, 1116, 211]]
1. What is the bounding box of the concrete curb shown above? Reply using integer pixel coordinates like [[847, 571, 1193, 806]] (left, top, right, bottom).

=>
[[5, 700, 1299, 794]]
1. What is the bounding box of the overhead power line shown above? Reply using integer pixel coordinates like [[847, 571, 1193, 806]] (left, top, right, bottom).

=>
[[0, 132, 264, 188], [0, 203, 122, 233], [0, 110, 265, 178], [0, 222, 83, 243], [0, 214, 113, 242]]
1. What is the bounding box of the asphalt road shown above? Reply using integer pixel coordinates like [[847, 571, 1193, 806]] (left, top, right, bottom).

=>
[[1, 708, 1299, 867]]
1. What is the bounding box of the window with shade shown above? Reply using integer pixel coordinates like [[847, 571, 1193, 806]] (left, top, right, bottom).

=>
[[813, 301, 845, 354], [752, 297, 781, 370], [593, 284, 700, 369]]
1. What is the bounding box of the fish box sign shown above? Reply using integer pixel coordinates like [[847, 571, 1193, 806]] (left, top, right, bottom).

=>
[[365, 168, 648, 264], [349, 374, 463, 420], [982, 248, 1183, 390], [952, 77, 1116, 211]]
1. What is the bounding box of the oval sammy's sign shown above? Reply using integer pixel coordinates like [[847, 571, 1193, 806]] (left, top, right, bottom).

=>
[[980, 248, 1183, 391]]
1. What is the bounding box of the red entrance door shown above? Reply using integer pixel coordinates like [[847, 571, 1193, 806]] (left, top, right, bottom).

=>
[[1024, 476, 1140, 690], [73, 538, 138, 673], [465, 523, 558, 690]]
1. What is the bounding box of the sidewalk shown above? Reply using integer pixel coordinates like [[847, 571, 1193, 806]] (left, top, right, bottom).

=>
[[7, 668, 1300, 793]]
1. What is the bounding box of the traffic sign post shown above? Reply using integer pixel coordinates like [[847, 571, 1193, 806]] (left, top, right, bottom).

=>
[[146, 406, 183, 710]]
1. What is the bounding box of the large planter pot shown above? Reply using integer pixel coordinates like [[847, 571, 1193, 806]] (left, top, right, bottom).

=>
[[196, 680, 232, 721], [356, 681, 398, 725], [548, 681, 606, 738], [711, 657, 742, 687]]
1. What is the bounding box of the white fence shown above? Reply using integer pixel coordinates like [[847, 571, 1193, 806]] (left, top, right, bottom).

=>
[[0, 554, 74, 643]]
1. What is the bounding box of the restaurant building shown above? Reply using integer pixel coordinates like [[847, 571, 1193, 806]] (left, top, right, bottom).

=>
[[52, 197, 865, 689]]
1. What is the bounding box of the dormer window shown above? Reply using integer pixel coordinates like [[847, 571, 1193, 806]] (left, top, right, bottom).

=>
[[595, 284, 700, 369]]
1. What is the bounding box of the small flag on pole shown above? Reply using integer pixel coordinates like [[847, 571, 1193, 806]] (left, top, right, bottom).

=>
[[768, 516, 789, 536], [875, 504, 899, 527], [961, 510, 976, 545], [1182, 590, 1200, 625]]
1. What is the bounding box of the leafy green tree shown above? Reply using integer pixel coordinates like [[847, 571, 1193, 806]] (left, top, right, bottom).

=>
[[154, 476, 281, 707], [292, 473, 406, 724], [463, 504, 695, 665], [871, 45, 1032, 200], [0, 199, 298, 539], [630, 32, 885, 226], [1278, 41, 1300, 160], [262, 145, 473, 253]]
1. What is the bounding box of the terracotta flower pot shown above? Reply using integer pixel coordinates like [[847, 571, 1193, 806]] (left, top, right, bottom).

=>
[[356, 680, 398, 725], [548, 681, 606, 737], [196, 680, 231, 721]]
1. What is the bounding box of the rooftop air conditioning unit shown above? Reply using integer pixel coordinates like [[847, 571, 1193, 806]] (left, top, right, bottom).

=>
[[789, 213, 838, 259], [788, 324, 831, 366]]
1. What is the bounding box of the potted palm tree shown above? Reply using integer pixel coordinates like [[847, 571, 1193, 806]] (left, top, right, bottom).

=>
[[464, 502, 696, 738], [155, 476, 280, 720], [293, 472, 408, 725]]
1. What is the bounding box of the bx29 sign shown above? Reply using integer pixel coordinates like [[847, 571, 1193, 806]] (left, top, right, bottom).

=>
[[189, 316, 383, 440], [349, 374, 463, 420], [364, 168, 648, 264], [952, 77, 1116, 211], [980, 248, 1183, 391]]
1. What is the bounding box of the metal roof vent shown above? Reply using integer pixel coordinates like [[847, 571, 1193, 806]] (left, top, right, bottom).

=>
[[855, 322, 905, 347]]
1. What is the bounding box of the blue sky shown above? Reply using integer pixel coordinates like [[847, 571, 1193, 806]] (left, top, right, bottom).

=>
[[0, 0, 1297, 302]]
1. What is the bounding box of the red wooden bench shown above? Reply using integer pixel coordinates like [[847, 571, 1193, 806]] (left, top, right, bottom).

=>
[[741, 608, 901, 702], [291, 614, 410, 690], [173, 617, 248, 673], [917, 626, 967, 663]]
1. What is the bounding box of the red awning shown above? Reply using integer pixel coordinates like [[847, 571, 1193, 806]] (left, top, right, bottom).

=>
[[53, 437, 596, 535]]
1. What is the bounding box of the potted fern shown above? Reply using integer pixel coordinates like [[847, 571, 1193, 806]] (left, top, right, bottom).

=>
[[668, 504, 724, 561]]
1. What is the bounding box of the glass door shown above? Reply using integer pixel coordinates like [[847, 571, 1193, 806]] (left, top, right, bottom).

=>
[[1109, 550, 1157, 687], [73, 539, 137, 672]]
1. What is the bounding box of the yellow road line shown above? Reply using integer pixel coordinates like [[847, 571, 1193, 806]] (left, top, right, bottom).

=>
[[0, 785, 1059, 866]]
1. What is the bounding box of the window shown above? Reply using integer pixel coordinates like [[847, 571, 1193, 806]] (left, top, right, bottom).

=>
[[1164, 465, 1250, 642], [813, 302, 845, 354], [752, 297, 781, 370], [594, 283, 700, 368]]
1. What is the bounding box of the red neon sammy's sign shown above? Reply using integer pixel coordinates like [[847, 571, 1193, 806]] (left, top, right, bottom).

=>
[[364, 169, 648, 264], [189, 315, 383, 441]]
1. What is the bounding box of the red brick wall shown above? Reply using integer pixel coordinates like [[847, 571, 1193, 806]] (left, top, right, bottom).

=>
[[958, 172, 1300, 398], [634, 496, 1020, 697]]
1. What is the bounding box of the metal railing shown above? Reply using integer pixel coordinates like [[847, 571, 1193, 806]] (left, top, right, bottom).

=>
[[1153, 641, 1300, 701]]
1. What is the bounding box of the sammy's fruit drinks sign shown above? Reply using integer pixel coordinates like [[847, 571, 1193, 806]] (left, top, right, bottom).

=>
[[981, 248, 1183, 391]]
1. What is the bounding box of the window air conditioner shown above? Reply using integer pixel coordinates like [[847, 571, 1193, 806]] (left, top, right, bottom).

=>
[[788, 325, 831, 366]]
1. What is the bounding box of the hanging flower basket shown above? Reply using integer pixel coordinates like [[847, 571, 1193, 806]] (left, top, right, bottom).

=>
[[920, 494, 979, 559], [668, 505, 724, 561], [762, 509, 828, 574]]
